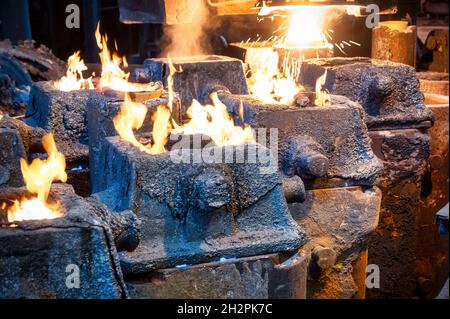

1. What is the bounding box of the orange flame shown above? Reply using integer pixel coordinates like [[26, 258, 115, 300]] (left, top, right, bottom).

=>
[[114, 56, 253, 152], [113, 94, 171, 155], [114, 92, 252, 153], [247, 50, 304, 105], [54, 51, 94, 91], [173, 93, 254, 147], [7, 134, 67, 222], [315, 70, 331, 106], [95, 23, 160, 92]]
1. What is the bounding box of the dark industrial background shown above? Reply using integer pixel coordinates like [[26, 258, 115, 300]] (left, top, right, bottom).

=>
[[1, 0, 447, 64]]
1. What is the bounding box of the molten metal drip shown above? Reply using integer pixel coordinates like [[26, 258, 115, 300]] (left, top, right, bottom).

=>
[[167, 56, 182, 113], [7, 134, 67, 222], [282, 8, 330, 49]]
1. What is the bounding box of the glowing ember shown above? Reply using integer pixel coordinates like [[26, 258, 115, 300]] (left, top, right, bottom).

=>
[[7, 134, 67, 222], [95, 23, 160, 93], [54, 51, 94, 92], [315, 70, 331, 107]]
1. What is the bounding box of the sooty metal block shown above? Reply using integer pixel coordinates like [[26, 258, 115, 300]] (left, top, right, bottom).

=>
[[291, 186, 382, 298], [216, 93, 383, 298], [218, 93, 383, 189], [25, 81, 98, 162], [94, 137, 306, 274], [143, 55, 249, 112], [87, 91, 180, 194], [0, 185, 140, 299], [0, 115, 45, 188], [126, 252, 308, 299], [299, 58, 435, 130]]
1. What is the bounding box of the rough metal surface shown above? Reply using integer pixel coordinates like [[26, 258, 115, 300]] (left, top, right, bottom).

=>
[[424, 29, 449, 73], [368, 129, 431, 298], [299, 58, 435, 130], [289, 186, 382, 299], [218, 92, 382, 189], [143, 55, 249, 112], [126, 253, 307, 299], [0, 127, 25, 188], [0, 40, 66, 82], [95, 137, 306, 273], [0, 115, 46, 153], [418, 71, 449, 96], [25, 81, 96, 162], [0, 185, 140, 299], [0, 116, 46, 188], [1, 114, 91, 197], [0, 52, 31, 116], [371, 25, 417, 67], [416, 99, 449, 298], [87, 91, 179, 194]]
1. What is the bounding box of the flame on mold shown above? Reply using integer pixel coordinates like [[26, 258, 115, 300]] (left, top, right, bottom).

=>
[[113, 94, 172, 155], [114, 57, 253, 152], [281, 8, 331, 50], [247, 49, 304, 105], [315, 70, 331, 107], [173, 93, 254, 147], [166, 56, 253, 147], [7, 134, 67, 223], [114, 92, 254, 153], [246, 4, 363, 104], [54, 51, 94, 92], [95, 23, 160, 93]]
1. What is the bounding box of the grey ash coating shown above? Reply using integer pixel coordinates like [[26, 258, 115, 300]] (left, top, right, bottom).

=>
[[0, 184, 140, 299], [94, 137, 306, 274], [299, 58, 435, 130]]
